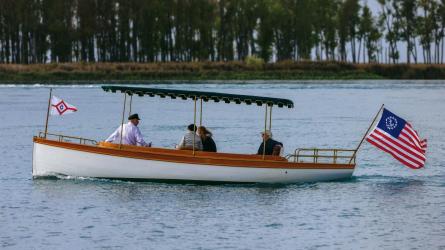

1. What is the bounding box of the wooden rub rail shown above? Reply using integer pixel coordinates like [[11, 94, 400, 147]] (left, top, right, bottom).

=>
[[38, 132, 98, 145], [286, 148, 356, 164]]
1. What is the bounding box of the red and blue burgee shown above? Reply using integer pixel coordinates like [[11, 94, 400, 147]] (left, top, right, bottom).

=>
[[366, 108, 427, 169], [50, 95, 78, 116]]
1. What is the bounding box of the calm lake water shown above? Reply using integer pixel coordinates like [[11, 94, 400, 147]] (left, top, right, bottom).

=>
[[0, 80, 444, 249]]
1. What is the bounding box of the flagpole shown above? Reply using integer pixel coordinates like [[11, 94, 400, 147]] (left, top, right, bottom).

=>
[[349, 104, 385, 164], [44, 88, 52, 138]]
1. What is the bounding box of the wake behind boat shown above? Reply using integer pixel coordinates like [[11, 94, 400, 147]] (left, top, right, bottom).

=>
[[33, 86, 357, 183]]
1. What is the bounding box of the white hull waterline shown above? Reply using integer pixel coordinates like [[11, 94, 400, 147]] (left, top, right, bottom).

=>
[[33, 140, 355, 184]]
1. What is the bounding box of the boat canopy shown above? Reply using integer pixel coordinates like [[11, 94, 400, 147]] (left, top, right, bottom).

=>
[[102, 86, 294, 108]]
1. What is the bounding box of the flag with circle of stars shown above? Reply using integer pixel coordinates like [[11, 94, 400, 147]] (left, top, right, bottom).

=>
[[366, 108, 427, 169]]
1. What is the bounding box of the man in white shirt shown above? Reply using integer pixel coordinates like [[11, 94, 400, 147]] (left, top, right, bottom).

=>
[[105, 113, 151, 147]]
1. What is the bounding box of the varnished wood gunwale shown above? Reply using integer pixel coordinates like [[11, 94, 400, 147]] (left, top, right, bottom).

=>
[[33, 137, 355, 170], [97, 142, 288, 161]]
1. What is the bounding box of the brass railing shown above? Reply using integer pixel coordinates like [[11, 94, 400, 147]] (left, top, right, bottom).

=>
[[38, 132, 98, 145], [286, 148, 356, 164]]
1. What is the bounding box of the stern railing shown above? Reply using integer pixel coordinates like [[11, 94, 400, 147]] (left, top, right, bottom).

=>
[[38, 132, 98, 145], [286, 148, 356, 165]]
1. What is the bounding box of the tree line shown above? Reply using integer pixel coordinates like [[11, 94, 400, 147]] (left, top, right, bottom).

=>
[[0, 0, 444, 64]]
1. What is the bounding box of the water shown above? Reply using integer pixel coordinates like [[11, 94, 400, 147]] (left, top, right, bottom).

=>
[[1, 80, 444, 249]]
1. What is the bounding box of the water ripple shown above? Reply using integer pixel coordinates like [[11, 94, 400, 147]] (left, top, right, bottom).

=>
[[1, 81, 444, 249]]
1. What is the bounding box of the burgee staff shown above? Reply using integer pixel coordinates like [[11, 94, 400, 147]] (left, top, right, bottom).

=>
[[43, 88, 78, 139], [44, 88, 53, 138]]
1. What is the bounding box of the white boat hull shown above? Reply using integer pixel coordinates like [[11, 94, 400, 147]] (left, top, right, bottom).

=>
[[33, 141, 355, 184]]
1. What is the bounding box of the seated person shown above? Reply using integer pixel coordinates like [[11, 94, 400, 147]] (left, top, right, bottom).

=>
[[257, 130, 283, 156], [105, 113, 151, 147], [177, 124, 203, 150], [198, 126, 217, 152]]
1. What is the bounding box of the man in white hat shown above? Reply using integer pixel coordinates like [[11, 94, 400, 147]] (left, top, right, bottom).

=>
[[105, 113, 151, 147], [257, 130, 283, 156]]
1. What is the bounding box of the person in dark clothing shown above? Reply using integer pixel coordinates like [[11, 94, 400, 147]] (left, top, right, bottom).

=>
[[257, 130, 283, 156], [198, 126, 217, 152]]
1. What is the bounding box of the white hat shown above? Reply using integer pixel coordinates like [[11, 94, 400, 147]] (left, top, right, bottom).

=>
[[261, 130, 272, 137]]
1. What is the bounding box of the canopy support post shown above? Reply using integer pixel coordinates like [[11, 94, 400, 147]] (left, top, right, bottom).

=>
[[263, 104, 268, 159], [119, 93, 127, 150], [199, 98, 203, 126], [349, 104, 385, 164], [128, 94, 133, 116], [269, 105, 272, 132], [193, 96, 197, 156], [44, 88, 52, 139]]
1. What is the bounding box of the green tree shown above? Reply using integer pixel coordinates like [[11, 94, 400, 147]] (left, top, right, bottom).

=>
[[271, 0, 295, 61], [43, 0, 76, 62], [197, 0, 217, 61], [394, 0, 417, 64], [217, 0, 235, 61], [257, 0, 274, 62], [116, 0, 131, 62], [430, 1, 442, 64], [294, 0, 315, 60], [133, 0, 161, 62], [77, 0, 97, 62], [439, 0, 445, 63], [313, 0, 340, 61], [378, 0, 400, 63], [338, 0, 360, 63], [359, 5, 381, 63], [1, 0, 19, 63], [232, 0, 259, 60], [417, 0, 441, 64], [358, 5, 372, 63]]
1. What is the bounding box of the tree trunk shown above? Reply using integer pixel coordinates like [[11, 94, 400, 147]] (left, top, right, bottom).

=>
[[440, 29, 445, 63], [351, 38, 356, 63], [407, 40, 411, 64]]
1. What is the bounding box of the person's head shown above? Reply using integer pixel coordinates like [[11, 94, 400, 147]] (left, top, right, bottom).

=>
[[128, 113, 140, 126], [187, 124, 197, 132], [261, 130, 272, 140], [198, 126, 212, 138]]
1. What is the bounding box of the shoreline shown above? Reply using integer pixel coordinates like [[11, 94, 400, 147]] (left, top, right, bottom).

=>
[[1, 61, 444, 82], [2, 80, 444, 88]]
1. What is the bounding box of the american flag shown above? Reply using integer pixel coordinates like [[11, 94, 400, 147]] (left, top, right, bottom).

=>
[[366, 108, 427, 169]]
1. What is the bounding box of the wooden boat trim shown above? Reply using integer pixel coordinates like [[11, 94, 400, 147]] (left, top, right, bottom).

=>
[[33, 137, 355, 170], [97, 141, 288, 161]]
